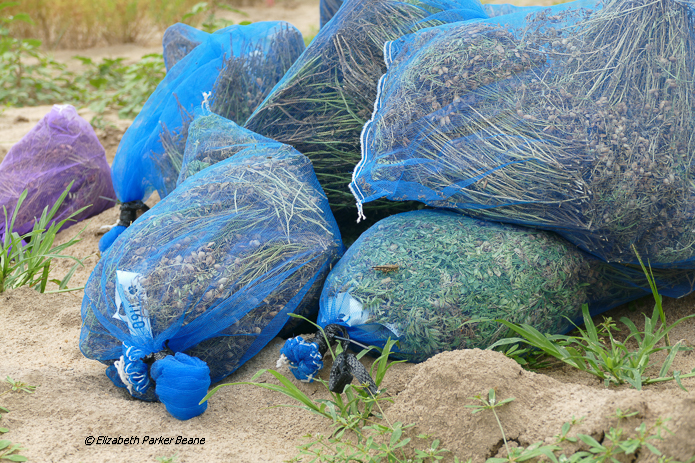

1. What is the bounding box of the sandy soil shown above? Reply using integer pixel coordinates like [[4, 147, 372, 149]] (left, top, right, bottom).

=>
[[1, 1, 695, 462]]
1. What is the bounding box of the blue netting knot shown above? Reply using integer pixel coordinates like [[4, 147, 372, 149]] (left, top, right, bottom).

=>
[[150, 353, 211, 421], [98, 225, 127, 253], [279, 336, 323, 382], [114, 344, 151, 395]]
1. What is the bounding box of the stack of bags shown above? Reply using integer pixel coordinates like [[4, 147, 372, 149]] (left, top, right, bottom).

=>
[[82, 0, 695, 418]]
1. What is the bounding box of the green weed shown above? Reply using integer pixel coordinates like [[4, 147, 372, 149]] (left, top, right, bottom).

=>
[[155, 453, 179, 463], [468, 388, 690, 463], [0, 2, 82, 108], [0, 378, 35, 461], [73, 53, 165, 119], [1, 183, 88, 294], [182, 1, 250, 33], [490, 252, 695, 390], [1, 5, 164, 116], [0, 407, 8, 434], [1, 378, 35, 396], [202, 336, 454, 463], [0, 440, 26, 462]]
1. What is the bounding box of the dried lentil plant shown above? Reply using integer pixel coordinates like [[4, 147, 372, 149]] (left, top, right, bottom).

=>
[[320, 210, 692, 362], [357, 0, 695, 266], [81, 149, 343, 381], [154, 24, 304, 196], [244, 0, 485, 241], [176, 113, 284, 186]]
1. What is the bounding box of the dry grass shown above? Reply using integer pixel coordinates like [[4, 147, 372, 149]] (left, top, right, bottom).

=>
[[7, 0, 210, 49]]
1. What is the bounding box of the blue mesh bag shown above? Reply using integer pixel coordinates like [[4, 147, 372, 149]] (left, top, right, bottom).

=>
[[162, 23, 210, 71], [111, 21, 305, 206], [244, 0, 489, 242], [80, 136, 344, 419], [352, 0, 695, 268], [319, 0, 343, 28], [314, 210, 695, 363], [176, 110, 276, 186], [482, 3, 542, 18]]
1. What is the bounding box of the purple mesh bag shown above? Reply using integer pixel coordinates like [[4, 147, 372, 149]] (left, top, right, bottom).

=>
[[0, 105, 115, 241]]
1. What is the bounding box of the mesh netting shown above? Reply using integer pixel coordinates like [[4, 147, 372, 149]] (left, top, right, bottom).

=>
[[482, 3, 541, 18], [0, 105, 114, 242], [162, 23, 210, 71], [319, 210, 695, 363], [177, 110, 281, 186], [320, 0, 343, 28], [352, 0, 695, 268], [111, 21, 305, 204], [81, 131, 344, 394], [244, 0, 489, 243]]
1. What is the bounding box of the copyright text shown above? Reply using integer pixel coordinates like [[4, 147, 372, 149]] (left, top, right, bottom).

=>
[[84, 435, 205, 445]]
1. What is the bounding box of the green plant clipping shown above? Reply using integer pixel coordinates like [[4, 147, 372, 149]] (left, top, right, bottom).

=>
[[319, 210, 694, 362]]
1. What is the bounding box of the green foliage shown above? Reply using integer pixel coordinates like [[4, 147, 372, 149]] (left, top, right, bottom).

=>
[[0, 4, 165, 117], [491, 254, 695, 390], [1, 378, 35, 395], [73, 53, 166, 119], [0, 2, 81, 108], [0, 407, 8, 434], [467, 389, 689, 463], [0, 183, 88, 294], [155, 453, 178, 463], [202, 335, 452, 463], [181, 1, 249, 33], [0, 440, 26, 462], [0, 379, 33, 461], [6, 0, 204, 48]]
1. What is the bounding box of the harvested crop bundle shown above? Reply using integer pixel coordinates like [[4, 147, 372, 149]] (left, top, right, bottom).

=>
[[319, 210, 695, 362], [162, 23, 210, 71], [353, 0, 695, 267], [81, 136, 343, 419], [0, 104, 114, 242], [244, 0, 488, 241], [111, 21, 305, 205], [177, 111, 285, 186]]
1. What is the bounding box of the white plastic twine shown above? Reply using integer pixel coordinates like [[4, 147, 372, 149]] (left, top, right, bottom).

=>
[[114, 344, 151, 395], [202, 91, 212, 112]]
